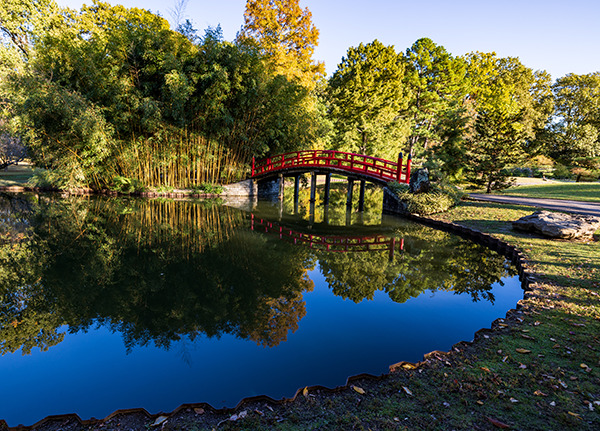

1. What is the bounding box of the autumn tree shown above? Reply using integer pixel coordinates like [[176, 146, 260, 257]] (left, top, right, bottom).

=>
[[327, 40, 409, 160], [238, 0, 324, 89]]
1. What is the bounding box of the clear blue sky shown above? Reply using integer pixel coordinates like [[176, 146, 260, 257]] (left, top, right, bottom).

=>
[[56, 0, 599, 80]]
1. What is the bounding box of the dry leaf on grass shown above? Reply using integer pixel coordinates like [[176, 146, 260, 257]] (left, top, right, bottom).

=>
[[351, 385, 366, 395]]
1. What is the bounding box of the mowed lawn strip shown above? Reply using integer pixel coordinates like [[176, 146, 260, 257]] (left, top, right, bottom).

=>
[[0, 164, 34, 187], [500, 182, 600, 203]]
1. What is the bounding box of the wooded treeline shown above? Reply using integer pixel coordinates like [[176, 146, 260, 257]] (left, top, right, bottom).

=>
[[1, 0, 599, 192]]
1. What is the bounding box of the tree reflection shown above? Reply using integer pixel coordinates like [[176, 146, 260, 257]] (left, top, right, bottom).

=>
[[0, 193, 516, 357], [0, 195, 313, 354], [319, 226, 515, 304]]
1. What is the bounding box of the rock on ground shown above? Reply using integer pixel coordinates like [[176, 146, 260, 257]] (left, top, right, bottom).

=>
[[512, 210, 600, 239]]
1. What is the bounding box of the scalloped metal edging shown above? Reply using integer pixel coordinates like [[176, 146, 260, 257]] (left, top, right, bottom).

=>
[[0, 212, 537, 431]]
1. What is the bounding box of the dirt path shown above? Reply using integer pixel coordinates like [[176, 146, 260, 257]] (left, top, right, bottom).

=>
[[468, 193, 600, 217]]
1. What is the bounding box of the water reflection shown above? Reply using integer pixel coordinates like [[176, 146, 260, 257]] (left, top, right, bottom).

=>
[[0, 193, 516, 358]]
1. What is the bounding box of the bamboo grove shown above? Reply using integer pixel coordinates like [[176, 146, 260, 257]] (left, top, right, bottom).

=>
[[0, 1, 323, 190]]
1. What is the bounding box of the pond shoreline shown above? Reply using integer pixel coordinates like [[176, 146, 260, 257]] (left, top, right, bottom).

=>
[[0, 204, 536, 431]]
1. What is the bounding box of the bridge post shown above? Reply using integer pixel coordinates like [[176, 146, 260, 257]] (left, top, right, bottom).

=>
[[252, 156, 255, 177], [389, 237, 395, 261], [278, 173, 284, 201], [310, 172, 317, 203], [406, 153, 412, 184], [294, 175, 300, 214], [324, 173, 331, 206], [396, 153, 403, 182], [346, 179, 354, 209], [358, 180, 366, 212]]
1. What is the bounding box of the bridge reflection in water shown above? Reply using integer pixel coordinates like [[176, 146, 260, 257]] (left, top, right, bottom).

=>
[[251, 214, 403, 259]]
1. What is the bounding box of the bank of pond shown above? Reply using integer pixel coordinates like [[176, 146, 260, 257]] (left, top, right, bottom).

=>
[[0, 192, 523, 427]]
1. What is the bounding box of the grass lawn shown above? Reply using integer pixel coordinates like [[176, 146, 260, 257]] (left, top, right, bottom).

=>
[[501, 182, 600, 203], [146, 200, 599, 431], [0, 164, 34, 187]]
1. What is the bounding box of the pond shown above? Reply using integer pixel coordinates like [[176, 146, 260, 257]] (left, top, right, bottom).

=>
[[0, 192, 522, 427]]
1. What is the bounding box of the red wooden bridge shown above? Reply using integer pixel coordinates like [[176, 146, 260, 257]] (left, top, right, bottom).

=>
[[251, 150, 411, 184]]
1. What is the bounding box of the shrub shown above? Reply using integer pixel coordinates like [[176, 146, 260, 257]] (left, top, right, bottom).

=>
[[26, 168, 60, 189], [110, 176, 145, 193], [193, 183, 224, 195], [388, 181, 464, 215], [552, 164, 572, 179]]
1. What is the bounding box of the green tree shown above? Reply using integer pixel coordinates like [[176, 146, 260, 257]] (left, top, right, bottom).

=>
[[443, 52, 553, 192], [0, 0, 57, 59], [549, 72, 600, 161], [327, 40, 410, 160], [403, 38, 467, 157], [238, 0, 324, 89]]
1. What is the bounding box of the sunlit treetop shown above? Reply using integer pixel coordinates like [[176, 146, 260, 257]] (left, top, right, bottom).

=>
[[238, 0, 325, 89]]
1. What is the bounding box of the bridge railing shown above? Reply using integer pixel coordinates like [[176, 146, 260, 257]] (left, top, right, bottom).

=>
[[252, 150, 411, 183]]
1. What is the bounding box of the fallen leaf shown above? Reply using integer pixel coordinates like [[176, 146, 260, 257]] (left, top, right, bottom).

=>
[[402, 363, 417, 370], [151, 416, 168, 427], [487, 416, 510, 429], [229, 411, 247, 421], [302, 387, 309, 398], [194, 408, 205, 415], [510, 397, 519, 403], [216, 411, 247, 427], [480, 366, 491, 373], [402, 386, 413, 396], [254, 409, 264, 416], [476, 400, 484, 405], [516, 348, 531, 354], [568, 412, 581, 419], [352, 385, 366, 395], [519, 364, 527, 369], [534, 390, 548, 397]]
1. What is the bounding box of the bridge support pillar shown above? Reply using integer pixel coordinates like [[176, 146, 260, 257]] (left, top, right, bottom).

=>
[[310, 172, 317, 203], [324, 173, 332, 206], [294, 175, 300, 214], [278, 174, 284, 201], [346, 179, 354, 209], [358, 180, 366, 212]]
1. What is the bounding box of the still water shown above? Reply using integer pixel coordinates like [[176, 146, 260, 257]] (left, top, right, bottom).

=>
[[0, 192, 522, 426]]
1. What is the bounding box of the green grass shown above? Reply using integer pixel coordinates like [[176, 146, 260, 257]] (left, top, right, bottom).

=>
[[0, 164, 34, 187], [501, 182, 600, 203]]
